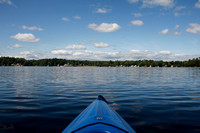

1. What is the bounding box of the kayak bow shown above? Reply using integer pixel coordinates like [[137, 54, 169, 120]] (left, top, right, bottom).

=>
[[62, 95, 136, 133]]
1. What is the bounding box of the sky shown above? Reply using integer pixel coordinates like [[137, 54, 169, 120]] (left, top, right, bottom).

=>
[[0, 0, 200, 61]]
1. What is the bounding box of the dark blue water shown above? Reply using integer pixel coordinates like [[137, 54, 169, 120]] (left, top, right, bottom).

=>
[[0, 67, 200, 133]]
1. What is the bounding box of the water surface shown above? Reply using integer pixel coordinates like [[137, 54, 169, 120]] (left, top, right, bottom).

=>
[[0, 67, 200, 133]]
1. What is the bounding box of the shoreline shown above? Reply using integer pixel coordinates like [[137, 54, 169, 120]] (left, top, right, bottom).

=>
[[0, 57, 200, 67]]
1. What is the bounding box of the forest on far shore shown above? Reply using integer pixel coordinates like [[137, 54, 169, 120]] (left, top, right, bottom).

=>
[[0, 56, 200, 67]]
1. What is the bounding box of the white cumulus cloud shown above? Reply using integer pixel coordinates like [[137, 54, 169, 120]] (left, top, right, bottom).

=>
[[88, 23, 121, 32], [186, 23, 200, 34], [65, 45, 86, 50], [159, 29, 169, 35], [51, 50, 73, 55], [7, 44, 22, 49], [19, 50, 45, 59], [174, 25, 180, 30], [20, 51, 34, 55], [95, 8, 110, 13], [173, 31, 182, 35], [74, 16, 81, 19], [159, 51, 171, 54], [94, 42, 109, 48], [50, 49, 197, 61], [195, 0, 200, 8], [0, 0, 13, 5], [159, 27, 182, 35], [142, 0, 174, 8], [128, 0, 139, 3], [61, 17, 69, 21], [128, 0, 174, 8], [22, 25, 43, 31], [10, 33, 40, 42], [20, 50, 36, 59], [131, 49, 144, 53], [131, 20, 144, 26]]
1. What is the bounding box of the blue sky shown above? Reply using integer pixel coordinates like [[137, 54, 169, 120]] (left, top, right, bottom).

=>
[[0, 0, 200, 61]]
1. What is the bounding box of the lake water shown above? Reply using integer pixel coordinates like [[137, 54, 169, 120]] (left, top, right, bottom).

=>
[[0, 67, 200, 133]]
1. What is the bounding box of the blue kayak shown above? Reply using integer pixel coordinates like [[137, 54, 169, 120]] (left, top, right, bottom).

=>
[[62, 95, 136, 133]]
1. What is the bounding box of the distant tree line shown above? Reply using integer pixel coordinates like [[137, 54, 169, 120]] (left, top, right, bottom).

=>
[[0, 56, 200, 67]]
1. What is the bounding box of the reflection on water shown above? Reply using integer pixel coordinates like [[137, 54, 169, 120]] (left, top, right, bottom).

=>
[[0, 67, 200, 133]]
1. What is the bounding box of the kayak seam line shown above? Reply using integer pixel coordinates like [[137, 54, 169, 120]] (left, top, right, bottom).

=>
[[71, 122, 129, 133]]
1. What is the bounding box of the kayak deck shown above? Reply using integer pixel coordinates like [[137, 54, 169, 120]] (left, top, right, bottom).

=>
[[62, 95, 136, 133]]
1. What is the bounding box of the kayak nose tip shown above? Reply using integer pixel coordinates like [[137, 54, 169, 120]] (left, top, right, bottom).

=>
[[98, 95, 108, 103]]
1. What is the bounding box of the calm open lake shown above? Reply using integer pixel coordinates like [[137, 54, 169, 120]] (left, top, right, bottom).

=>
[[0, 67, 200, 133]]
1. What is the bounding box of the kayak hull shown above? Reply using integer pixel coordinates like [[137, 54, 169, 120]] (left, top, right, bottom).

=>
[[62, 95, 136, 133]]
